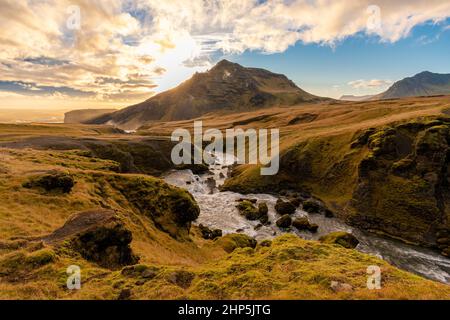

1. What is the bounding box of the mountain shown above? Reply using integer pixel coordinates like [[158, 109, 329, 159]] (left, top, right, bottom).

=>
[[90, 60, 326, 129], [340, 94, 375, 101], [374, 71, 450, 100], [64, 109, 117, 124]]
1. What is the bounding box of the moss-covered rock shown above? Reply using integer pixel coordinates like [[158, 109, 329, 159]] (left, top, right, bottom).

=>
[[320, 232, 359, 249], [350, 120, 450, 252], [105, 175, 200, 240], [236, 200, 268, 223], [216, 234, 257, 253], [199, 224, 222, 240], [258, 203, 269, 224], [45, 210, 139, 269], [292, 217, 319, 233]]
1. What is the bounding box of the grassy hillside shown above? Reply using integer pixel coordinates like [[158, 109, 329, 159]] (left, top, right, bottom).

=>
[[1, 97, 450, 299], [217, 96, 450, 256], [0, 144, 448, 299]]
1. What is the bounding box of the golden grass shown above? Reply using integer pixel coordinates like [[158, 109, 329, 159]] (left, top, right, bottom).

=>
[[1, 96, 450, 300]]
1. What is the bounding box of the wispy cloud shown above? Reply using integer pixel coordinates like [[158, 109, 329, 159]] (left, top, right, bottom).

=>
[[348, 79, 393, 89], [0, 0, 449, 106]]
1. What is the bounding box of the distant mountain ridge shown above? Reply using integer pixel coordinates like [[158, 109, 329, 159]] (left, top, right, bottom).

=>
[[373, 71, 450, 100], [89, 60, 327, 129], [340, 94, 375, 101]]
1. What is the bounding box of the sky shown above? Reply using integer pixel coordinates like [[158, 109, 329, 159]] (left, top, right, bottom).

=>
[[0, 0, 449, 110]]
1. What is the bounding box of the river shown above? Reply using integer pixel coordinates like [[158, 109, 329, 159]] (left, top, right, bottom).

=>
[[164, 153, 450, 284]]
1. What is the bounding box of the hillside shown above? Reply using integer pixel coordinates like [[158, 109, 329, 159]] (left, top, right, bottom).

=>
[[214, 96, 450, 258], [89, 60, 326, 129], [2, 97, 450, 299], [374, 71, 450, 100], [0, 139, 449, 299], [64, 109, 117, 124]]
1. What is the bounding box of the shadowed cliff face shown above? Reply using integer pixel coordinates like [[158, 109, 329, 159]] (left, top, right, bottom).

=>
[[348, 120, 450, 256], [90, 60, 326, 129], [223, 117, 450, 257]]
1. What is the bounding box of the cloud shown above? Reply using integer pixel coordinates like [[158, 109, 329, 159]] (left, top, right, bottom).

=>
[[348, 79, 393, 89], [0, 0, 449, 105]]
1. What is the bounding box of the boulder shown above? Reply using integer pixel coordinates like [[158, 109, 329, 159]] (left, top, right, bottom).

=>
[[319, 232, 359, 249], [302, 199, 335, 218], [236, 198, 258, 204], [292, 217, 319, 233], [199, 224, 222, 240], [289, 197, 303, 208], [302, 200, 322, 213], [236, 200, 268, 223], [43, 209, 138, 269], [275, 199, 296, 215], [276, 215, 292, 228], [258, 203, 269, 224]]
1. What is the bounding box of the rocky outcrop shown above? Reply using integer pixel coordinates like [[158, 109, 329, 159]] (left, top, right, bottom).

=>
[[276, 215, 292, 228], [319, 232, 359, 249], [43, 210, 138, 269], [199, 224, 222, 240], [350, 119, 450, 255], [105, 175, 200, 241], [217, 234, 257, 253], [23, 171, 74, 193]]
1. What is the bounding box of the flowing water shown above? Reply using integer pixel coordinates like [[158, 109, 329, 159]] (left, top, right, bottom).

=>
[[164, 153, 450, 284]]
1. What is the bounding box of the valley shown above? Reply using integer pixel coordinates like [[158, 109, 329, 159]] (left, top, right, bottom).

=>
[[1, 95, 450, 299]]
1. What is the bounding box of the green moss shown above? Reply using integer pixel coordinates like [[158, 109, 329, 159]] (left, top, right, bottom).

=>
[[319, 232, 359, 249], [26, 249, 57, 267], [216, 234, 257, 253], [0, 248, 56, 275], [103, 174, 200, 240]]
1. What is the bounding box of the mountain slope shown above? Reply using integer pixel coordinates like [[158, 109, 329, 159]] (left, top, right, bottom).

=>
[[374, 71, 450, 100], [91, 60, 326, 129], [64, 109, 117, 124]]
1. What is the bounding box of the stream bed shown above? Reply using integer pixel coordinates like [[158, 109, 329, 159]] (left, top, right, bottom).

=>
[[164, 153, 450, 284]]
